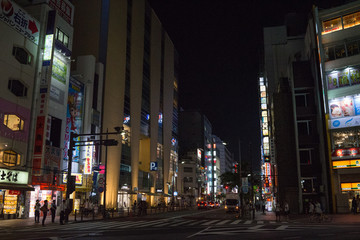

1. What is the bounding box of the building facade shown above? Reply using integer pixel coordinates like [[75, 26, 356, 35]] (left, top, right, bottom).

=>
[[72, 0, 179, 209]]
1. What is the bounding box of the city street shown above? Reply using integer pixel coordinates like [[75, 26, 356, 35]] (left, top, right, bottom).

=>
[[3, 208, 360, 240]]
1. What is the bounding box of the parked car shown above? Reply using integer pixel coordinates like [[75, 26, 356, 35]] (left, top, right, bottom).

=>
[[197, 201, 208, 210]]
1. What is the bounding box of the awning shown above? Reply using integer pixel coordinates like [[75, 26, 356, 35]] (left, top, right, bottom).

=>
[[0, 184, 35, 191]]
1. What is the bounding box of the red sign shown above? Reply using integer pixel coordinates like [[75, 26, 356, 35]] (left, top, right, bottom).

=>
[[8, 190, 20, 195], [48, 0, 74, 25], [40, 183, 65, 191], [332, 148, 360, 157]]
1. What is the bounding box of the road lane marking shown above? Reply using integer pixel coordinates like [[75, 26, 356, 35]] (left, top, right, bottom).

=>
[[257, 220, 264, 224], [230, 220, 241, 224], [276, 225, 288, 230], [215, 220, 231, 225], [244, 220, 252, 224], [201, 220, 220, 225], [249, 225, 264, 230]]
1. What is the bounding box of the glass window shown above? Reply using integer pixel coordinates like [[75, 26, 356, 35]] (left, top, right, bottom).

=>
[[332, 130, 358, 149], [343, 12, 360, 29], [63, 34, 69, 47], [58, 30, 63, 42], [184, 167, 193, 173], [301, 178, 317, 193], [295, 94, 308, 107], [0, 150, 21, 166], [324, 46, 335, 61], [8, 79, 27, 97], [322, 17, 342, 34], [297, 120, 312, 135], [346, 40, 360, 57], [12, 47, 31, 65], [335, 44, 346, 59], [3, 114, 24, 131], [299, 148, 313, 165]]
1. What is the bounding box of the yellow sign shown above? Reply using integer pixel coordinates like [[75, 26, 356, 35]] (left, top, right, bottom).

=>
[[333, 159, 360, 169], [62, 173, 83, 185], [341, 182, 360, 191]]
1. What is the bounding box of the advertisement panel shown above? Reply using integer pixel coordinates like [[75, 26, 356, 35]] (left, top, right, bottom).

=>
[[52, 56, 67, 84], [329, 99, 343, 118], [0, 168, 28, 184], [329, 116, 360, 129], [0, 0, 40, 44], [333, 159, 360, 169], [63, 77, 84, 162], [340, 97, 354, 117]]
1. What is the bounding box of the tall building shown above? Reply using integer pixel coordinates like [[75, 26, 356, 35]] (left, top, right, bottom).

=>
[[213, 135, 234, 176], [72, 0, 179, 208], [312, 1, 360, 213], [261, 13, 331, 213]]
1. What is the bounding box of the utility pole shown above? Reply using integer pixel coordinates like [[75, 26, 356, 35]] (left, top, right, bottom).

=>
[[238, 139, 243, 216], [211, 138, 215, 201], [103, 128, 108, 218]]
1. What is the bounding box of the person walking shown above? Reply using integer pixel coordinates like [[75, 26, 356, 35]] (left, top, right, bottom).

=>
[[41, 200, 49, 226], [352, 197, 357, 215], [275, 202, 281, 222], [34, 200, 41, 223], [51, 200, 57, 223], [284, 201, 290, 221], [59, 200, 66, 225]]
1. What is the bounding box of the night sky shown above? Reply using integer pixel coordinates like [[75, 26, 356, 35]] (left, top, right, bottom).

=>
[[149, 0, 347, 169]]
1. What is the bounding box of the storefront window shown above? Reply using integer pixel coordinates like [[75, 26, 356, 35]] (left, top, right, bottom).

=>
[[301, 178, 317, 194], [322, 17, 342, 34], [332, 129, 359, 149], [0, 150, 21, 166], [343, 12, 360, 29]]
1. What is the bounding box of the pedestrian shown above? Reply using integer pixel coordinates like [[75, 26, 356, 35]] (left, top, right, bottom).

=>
[[262, 200, 266, 214], [275, 202, 281, 222], [356, 195, 360, 213], [133, 200, 137, 215], [34, 200, 41, 223], [284, 201, 290, 221], [41, 200, 49, 226], [51, 200, 57, 223], [352, 197, 357, 215], [60, 200, 65, 225]]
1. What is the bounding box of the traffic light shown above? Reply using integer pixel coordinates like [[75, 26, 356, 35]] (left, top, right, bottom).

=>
[[52, 168, 58, 185]]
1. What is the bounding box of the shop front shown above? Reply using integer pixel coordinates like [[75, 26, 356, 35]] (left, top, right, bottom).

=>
[[29, 184, 64, 217], [0, 168, 34, 219]]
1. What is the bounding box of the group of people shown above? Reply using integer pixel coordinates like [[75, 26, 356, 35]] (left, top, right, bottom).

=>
[[34, 199, 69, 226], [133, 200, 148, 216], [274, 201, 290, 222]]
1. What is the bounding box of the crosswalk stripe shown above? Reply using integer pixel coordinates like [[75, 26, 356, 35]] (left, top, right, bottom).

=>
[[188, 220, 207, 226], [201, 220, 219, 225], [117, 219, 166, 229], [276, 225, 288, 230], [169, 220, 194, 227], [269, 221, 276, 224], [244, 220, 252, 224], [249, 224, 264, 230], [230, 220, 241, 224], [257, 221, 264, 224], [100, 221, 142, 229], [216, 220, 231, 225]]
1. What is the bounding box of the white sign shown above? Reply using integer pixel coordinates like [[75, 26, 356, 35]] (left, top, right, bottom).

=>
[[150, 162, 158, 171], [0, 0, 40, 45], [329, 115, 360, 129], [0, 168, 28, 185], [84, 142, 93, 175]]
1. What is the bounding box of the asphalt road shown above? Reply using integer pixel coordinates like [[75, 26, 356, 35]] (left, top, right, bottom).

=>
[[3, 208, 360, 240]]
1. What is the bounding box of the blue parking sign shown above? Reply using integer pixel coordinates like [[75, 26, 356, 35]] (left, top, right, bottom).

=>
[[150, 162, 158, 171]]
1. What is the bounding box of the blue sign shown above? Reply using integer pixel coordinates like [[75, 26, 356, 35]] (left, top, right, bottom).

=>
[[150, 162, 158, 171]]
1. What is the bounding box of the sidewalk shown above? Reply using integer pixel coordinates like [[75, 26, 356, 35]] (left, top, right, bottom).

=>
[[255, 210, 360, 224]]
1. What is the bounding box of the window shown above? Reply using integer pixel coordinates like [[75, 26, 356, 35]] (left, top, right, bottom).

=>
[[56, 28, 69, 48], [295, 93, 308, 107], [12, 47, 32, 65], [3, 114, 24, 131], [0, 150, 21, 166], [343, 12, 360, 29], [346, 40, 360, 57], [184, 167, 193, 173], [335, 44, 346, 59], [297, 120, 312, 135], [8, 79, 27, 97], [301, 178, 317, 194], [322, 17, 342, 34], [299, 148, 313, 165]]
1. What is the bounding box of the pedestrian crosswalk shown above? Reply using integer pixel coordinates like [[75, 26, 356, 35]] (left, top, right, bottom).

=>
[[7, 219, 300, 233]]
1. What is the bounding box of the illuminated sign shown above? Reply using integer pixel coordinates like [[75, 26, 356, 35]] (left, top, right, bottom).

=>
[[43, 34, 54, 61], [84, 143, 93, 174], [62, 173, 83, 185], [341, 182, 360, 191], [0, 168, 28, 185], [52, 55, 67, 84], [333, 159, 360, 169], [197, 149, 202, 159], [262, 111, 267, 117], [327, 67, 360, 90], [332, 148, 360, 158], [0, 0, 40, 44]]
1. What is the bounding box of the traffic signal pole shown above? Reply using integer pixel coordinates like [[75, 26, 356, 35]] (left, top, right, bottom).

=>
[[66, 131, 75, 199]]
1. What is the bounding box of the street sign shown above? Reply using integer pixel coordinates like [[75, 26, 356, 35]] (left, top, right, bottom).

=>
[[98, 187, 104, 193], [150, 162, 158, 171], [98, 177, 104, 185]]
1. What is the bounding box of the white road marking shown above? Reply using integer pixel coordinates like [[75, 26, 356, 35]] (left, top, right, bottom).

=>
[[230, 220, 241, 224], [201, 220, 220, 225], [276, 225, 288, 230], [244, 220, 252, 224], [215, 220, 232, 225]]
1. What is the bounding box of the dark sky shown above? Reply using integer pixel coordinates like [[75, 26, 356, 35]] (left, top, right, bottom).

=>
[[148, 0, 346, 169]]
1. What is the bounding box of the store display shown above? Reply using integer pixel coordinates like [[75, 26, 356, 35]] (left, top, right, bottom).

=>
[[3, 191, 17, 214]]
